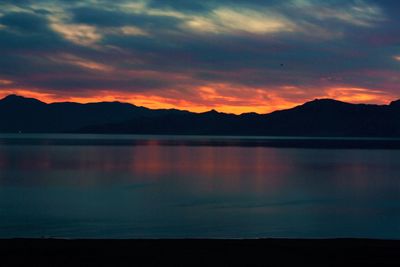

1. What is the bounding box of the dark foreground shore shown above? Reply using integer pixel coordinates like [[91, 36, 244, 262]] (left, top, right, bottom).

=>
[[1, 239, 399, 266]]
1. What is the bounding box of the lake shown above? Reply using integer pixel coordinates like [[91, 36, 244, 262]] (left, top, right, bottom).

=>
[[0, 134, 399, 239]]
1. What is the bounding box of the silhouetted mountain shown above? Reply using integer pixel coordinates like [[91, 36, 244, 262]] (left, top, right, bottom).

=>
[[390, 99, 400, 108], [1, 95, 400, 136], [0, 94, 186, 133], [262, 99, 400, 136]]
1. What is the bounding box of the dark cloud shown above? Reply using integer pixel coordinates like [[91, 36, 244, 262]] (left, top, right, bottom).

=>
[[0, 12, 50, 32], [70, 6, 181, 29], [148, 0, 285, 10], [147, 0, 210, 12], [0, 14, 68, 55], [27, 75, 172, 92], [0, 0, 33, 5]]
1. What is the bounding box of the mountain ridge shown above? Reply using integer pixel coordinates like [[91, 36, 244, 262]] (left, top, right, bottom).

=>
[[1, 94, 399, 136]]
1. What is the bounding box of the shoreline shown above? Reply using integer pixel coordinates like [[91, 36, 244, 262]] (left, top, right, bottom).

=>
[[1, 238, 399, 266]]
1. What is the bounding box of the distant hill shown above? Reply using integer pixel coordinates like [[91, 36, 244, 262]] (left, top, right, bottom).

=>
[[0, 94, 187, 133], [1, 94, 400, 137]]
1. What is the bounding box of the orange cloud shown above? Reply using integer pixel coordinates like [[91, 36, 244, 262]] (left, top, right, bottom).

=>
[[324, 87, 395, 104], [48, 54, 113, 72], [0, 79, 13, 85]]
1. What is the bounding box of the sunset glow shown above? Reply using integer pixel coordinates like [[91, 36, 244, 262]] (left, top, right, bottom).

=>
[[0, 85, 395, 114]]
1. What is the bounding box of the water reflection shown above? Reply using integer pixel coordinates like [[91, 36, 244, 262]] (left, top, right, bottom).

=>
[[0, 136, 400, 238], [0, 145, 304, 194]]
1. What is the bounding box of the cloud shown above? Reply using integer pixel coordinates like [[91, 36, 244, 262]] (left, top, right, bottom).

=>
[[118, 26, 148, 36], [50, 22, 102, 46], [0, 79, 13, 86], [70, 4, 183, 28], [178, 1, 385, 40], [48, 54, 112, 72], [324, 87, 395, 103], [147, 0, 209, 12], [183, 7, 295, 35], [0, 11, 50, 32], [302, 0, 384, 27], [0, 13, 68, 54]]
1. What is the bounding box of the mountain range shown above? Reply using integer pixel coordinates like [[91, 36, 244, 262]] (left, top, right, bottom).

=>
[[1, 94, 400, 137]]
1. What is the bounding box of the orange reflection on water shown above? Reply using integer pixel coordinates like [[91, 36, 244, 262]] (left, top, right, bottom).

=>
[[0, 143, 294, 191], [124, 145, 292, 193], [1, 142, 399, 198]]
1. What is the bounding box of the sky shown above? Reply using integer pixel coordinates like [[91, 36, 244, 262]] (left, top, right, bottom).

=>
[[0, 0, 399, 114]]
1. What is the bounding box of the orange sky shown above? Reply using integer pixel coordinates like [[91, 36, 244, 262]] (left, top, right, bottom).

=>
[[0, 85, 396, 114]]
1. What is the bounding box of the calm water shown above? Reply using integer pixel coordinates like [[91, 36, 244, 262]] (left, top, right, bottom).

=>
[[0, 134, 399, 239]]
